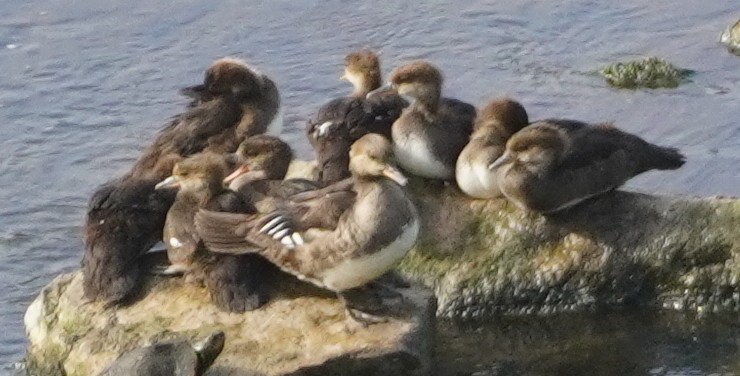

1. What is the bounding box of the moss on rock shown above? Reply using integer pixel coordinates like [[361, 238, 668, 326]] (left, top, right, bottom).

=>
[[599, 57, 692, 89]]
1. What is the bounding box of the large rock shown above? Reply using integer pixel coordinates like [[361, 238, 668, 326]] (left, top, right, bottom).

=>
[[24, 272, 436, 376], [398, 179, 740, 319]]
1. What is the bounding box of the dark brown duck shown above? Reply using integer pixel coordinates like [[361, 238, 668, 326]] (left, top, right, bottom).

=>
[[82, 57, 281, 305], [155, 152, 276, 312], [307, 49, 407, 185]]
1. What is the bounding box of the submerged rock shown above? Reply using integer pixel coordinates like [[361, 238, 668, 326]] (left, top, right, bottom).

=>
[[599, 57, 691, 89], [720, 19, 740, 55], [24, 272, 435, 376], [398, 179, 740, 319]]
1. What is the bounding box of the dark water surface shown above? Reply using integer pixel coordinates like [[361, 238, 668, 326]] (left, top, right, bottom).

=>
[[0, 1, 738, 374]]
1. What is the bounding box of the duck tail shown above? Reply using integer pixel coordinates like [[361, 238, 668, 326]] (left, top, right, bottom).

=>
[[195, 210, 261, 255], [649, 145, 686, 170]]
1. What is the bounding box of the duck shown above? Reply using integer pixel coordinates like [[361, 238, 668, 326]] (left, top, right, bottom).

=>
[[82, 177, 176, 305], [154, 152, 277, 312], [456, 98, 529, 199], [82, 57, 281, 306], [307, 49, 407, 185], [375, 61, 476, 180], [194, 134, 419, 326], [224, 135, 319, 208], [129, 57, 282, 180], [489, 120, 686, 213]]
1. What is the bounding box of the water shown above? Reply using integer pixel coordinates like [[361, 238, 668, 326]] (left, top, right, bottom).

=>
[[0, 1, 738, 374]]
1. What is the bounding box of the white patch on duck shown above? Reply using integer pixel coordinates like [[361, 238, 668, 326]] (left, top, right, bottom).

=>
[[168, 237, 183, 249], [265, 105, 283, 136], [455, 158, 501, 199], [319, 216, 420, 292], [393, 131, 452, 179]]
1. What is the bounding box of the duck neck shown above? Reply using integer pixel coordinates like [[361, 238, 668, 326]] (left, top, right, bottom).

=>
[[412, 85, 441, 114], [352, 74, 381, 97]]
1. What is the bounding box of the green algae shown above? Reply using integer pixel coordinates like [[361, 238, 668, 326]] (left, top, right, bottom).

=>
[[600, 57, 692, 89]]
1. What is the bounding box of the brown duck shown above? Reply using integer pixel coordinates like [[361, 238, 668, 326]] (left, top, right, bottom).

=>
[[374, 61, 476, 180], [195, 134, 418, 325], [489, 120, 686, 213], [456, 98, 529, 199], [224, 135, 319, 208], [82, 57, 281, 305], [155, 152, 276, 312], [307, 49, 407, 184]]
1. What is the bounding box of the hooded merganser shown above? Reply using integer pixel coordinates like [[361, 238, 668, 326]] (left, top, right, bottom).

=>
[[223, 135, 320, 212], [379, 61, 475, 180], [83, 57, 281, 306], [130, 57, 281, 180], [307, 50, 407, 184], [489, 120, 686, 213], [194, 134, 418, 326], [456, 98, 529, 199], [82, 177, 176, 305], [155, 152, 276, 312]]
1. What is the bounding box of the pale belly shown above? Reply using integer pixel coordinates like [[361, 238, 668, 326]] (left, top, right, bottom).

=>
[[393, 132, 453, 179], [319, 217, 420, 292], [455, 158, 501, 199]]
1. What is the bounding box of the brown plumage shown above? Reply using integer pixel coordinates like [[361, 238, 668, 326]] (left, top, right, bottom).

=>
[[224, 135, 320, 212], [386, 61, 476, 180], [456, 98, 529, 198], [490, 119, 686, 213], [156, 152, 275, 312], [195, 134, 418, 325], [82, 57, 281, 305], [307, 50, 407, 185]]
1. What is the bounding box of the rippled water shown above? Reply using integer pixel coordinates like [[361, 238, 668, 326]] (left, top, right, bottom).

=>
[[0, 1, 738, 374]]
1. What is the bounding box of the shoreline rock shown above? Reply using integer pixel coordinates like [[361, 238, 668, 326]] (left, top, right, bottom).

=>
[[398, 178, 740, 319], [24, 272, 436, 376]]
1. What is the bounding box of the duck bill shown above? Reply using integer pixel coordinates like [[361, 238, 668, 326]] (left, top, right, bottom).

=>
[[179, 84, 207, 99], [223, 164, 250, 185], [366, 83, 396, 99], [382, 166, 408, 186], [155, 176, 180, 190], [340, 73, 348, 81], [488, 151, 513, 170]]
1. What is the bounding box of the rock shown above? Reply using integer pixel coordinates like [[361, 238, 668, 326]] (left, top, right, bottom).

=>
[[397, 178, 740, 319], [599, 57, 692, 89], [720, 19, 740, 55], [24, 272, 436, 376]]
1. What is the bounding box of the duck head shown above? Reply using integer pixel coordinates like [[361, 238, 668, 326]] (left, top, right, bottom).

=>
[[349, 134, 408, 186], [489, 126, 567, 171], [378, 61, 443, 109], [181, 57, 262, 101], [223, 135, 293, 185], [476, 98, 529, 136], [155, 152, 227, 194], [341, 49, 382, 96]]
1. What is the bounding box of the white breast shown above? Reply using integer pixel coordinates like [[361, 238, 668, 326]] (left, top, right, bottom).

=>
[[393, 131, 452, 179], [455, 157, 501, 199], [320, 217, 420, 292]]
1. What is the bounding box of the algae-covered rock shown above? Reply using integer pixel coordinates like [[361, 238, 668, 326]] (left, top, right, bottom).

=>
[[599, 57, 691, 89], [720, 19, 740, 55], [397, 179, 740, 319], [24, 272, 435, 376]]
